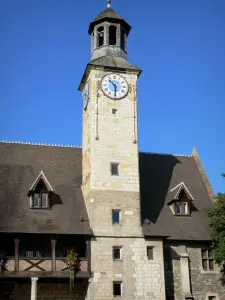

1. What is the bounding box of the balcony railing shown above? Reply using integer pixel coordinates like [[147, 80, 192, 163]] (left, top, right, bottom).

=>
[[2, 257, 89, 278]]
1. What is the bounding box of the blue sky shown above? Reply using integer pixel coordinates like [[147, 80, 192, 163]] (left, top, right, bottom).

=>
[[0, 0, 225, 193]]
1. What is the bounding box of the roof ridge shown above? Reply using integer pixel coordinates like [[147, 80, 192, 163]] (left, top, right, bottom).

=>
[[0, 140, 81, 148], [139, 151, 192, 157]]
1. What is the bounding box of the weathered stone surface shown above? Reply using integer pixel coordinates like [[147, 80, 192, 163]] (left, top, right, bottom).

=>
[[164, 242, 225, 300], [88, 237, 165, 300]]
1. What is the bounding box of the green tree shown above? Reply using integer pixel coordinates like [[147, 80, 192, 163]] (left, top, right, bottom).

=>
[[208, 174, 225, 283]]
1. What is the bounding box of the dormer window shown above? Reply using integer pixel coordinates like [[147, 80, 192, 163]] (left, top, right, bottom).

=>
[[175, 200, 189, 215], [28, 171, 53, 209], [168, 182, 194, 216], [32, 192, 49, 208]]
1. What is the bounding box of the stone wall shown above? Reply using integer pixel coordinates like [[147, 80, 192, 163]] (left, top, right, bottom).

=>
[[164, 241, 225, 300], [0, 281, 88, 300], [85, 190, 141, 237], [82, 69, 139, 196], [88, 237, 165, 300]]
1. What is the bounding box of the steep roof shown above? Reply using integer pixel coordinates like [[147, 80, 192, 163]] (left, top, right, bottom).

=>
[[139, 152, 213, 240], [0, 142, 92, 235], [88, 7, 131, 34], [0, 141, 213, 240]]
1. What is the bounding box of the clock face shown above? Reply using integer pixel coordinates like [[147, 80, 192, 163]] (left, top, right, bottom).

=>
[[82, 83, 89, 110], [101, 74, 128, 100]]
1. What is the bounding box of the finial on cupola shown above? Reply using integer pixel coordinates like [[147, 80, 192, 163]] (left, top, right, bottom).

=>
[[107, 0, 111, 8]]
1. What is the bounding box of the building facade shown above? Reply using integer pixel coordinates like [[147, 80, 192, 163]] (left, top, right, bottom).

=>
[[0, 2, 224, 300]]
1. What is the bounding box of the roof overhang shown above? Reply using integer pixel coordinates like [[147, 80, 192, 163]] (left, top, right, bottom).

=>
[[78, 59, 142, 92]]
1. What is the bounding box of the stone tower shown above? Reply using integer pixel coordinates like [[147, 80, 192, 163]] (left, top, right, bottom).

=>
[[79, 2, 166, 299]]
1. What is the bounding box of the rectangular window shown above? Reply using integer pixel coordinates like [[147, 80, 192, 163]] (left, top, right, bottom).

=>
[[113, 282, 122, 296], [41, 193, 48, 207], [164, 248, 172, 271], [175, 201, 189, 215], [147, 247, 153, 260], [166, 297, 175, 300], [112, 210, 121, 224], [111, 163, 119, 176], [113, 247, 122, 260], [201, 249, 214, 271], [208, 297, 216, 300], [112, 108, 117, 114], [33, 194, 39, 207]]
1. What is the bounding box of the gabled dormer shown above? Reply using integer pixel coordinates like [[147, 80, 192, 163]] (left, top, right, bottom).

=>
[[168, 181, 194, 216], [28, 171, 53, 209]]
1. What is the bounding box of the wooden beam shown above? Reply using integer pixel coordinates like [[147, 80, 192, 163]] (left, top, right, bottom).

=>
[[86, 240, 91, 273], [14, 239, 20, 272], [51, 239, 57, 272]]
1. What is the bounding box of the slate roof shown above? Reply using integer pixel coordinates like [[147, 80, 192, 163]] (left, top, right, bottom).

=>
[[78, 56, 141, 91], [0, 142, 92, 235], [139, 152, 213, 240], [88, 7, 131, 34], [0, 142, 213, 241]]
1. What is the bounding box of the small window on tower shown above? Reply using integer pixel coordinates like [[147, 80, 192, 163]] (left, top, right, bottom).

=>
[[113, 282, 123, 296], [121, 29, 126, 50], [113, 246, 122, 260], [112, 210, 121, 224], [147, 246, 154, 260], [111, 163, 119, 176], [109, 25, 117, 45], [97, 26, 104, 47], [112, 108, 117, 114]]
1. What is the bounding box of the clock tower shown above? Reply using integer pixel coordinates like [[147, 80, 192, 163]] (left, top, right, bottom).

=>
[[79, 2, 166, 300], [79, 1, 142, 236], [79, 2, 141, 235]]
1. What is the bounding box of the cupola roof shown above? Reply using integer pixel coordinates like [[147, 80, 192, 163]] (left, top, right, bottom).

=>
[[88, 7, 131, 35]]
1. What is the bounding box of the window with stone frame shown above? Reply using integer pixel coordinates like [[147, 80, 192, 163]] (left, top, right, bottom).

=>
[[112, 210, 121, 224], [208, 297, 216, 300], [111, 162, 119, 176], [113, 281, 123, 296], [113, 246, 122, 260], [147, 246, 154, 260], [201, 249, 214, 271], [166, 297, 175, 300]]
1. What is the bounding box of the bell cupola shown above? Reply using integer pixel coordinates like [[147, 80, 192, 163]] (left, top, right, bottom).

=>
[[88, 0, 131, 61]]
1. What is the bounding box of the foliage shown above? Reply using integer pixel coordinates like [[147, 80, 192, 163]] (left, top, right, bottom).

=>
[[207, 174, 225, 283], [65, 249, 79, 291]]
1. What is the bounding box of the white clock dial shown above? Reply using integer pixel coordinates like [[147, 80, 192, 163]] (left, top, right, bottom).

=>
[[101, 74, 129, 100]]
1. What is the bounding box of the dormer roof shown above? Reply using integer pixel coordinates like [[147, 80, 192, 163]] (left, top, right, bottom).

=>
[[167, 181, 194, 204], [28, 170, 53, 195]]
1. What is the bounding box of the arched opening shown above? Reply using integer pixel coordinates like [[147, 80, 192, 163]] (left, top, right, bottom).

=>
[[97, 26, 104, 47], [121, 29, 126, 51], [109, 25, 117, 46], [91, 32, 95, 51]]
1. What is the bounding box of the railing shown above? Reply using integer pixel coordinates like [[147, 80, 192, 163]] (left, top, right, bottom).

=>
[[3, 257, 89, 277]]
